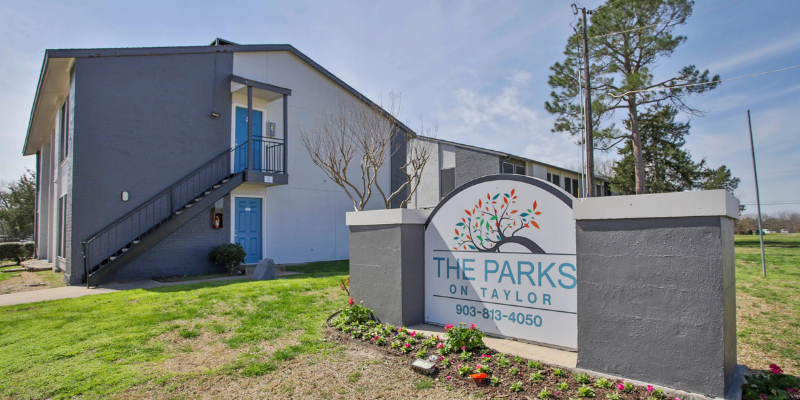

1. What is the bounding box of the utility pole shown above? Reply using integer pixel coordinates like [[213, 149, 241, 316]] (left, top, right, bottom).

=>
[[747, 110, 767, 278], [579, 5, 595, 197]]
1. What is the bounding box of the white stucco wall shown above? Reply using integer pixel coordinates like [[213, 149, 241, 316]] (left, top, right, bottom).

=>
[[230, 51, 392, 264]]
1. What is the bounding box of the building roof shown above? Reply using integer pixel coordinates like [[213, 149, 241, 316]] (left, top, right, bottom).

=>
[[414, 136, 609, 182], [23, 40, 416, 155]]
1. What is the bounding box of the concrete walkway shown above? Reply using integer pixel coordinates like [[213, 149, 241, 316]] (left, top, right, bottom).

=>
[[0, 271, 301, 307]]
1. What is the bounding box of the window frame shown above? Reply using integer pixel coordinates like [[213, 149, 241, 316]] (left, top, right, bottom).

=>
[[59, 97, 70, 162]]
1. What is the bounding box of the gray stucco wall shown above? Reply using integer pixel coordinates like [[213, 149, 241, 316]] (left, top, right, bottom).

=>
[[69, 52, 234, 284], [576, 216, 736, 397], [106, 196, 230, 282], [455, 146, 499, 189], [390, 129, 408, 209], [349, 224, 425, 326]]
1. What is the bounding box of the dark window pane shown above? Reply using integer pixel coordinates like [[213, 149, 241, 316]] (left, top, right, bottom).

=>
[[564, 177, 571, 193], [502, 163, 515, 174], [573, 179, 579, 197], [547, 173, 552, 182], [553, 175, 560, 187], [441, 168, 456, 198], [515, 165, 525, 175]]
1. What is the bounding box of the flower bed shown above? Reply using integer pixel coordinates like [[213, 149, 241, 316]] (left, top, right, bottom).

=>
[[327, 300, 684, 399]]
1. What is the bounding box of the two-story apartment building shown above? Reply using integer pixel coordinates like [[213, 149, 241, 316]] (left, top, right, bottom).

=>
[[408, 137, 611, 210], [23, 39, 410, 286]]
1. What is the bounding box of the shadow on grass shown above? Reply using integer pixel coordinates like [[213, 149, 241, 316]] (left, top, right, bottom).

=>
[[735, 238, 800, 249], [138, 260, 350, 293]]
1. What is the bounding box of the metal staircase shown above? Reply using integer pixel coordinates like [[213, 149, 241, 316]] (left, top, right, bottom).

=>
[[81, 144, 247, 287]]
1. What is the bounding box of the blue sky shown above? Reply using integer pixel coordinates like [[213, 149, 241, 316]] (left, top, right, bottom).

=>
[[1, 0, 798, 213]]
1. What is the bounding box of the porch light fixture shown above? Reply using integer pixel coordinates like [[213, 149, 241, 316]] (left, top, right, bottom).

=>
[[121, 191, 129, 202], [210, 112, 221, 119]]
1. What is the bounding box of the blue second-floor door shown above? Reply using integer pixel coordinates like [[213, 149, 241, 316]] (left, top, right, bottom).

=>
[[235, 197, 262, 264], [234, 107, 263, 172]]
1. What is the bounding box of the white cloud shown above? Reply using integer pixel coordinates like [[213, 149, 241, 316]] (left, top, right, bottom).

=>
[[440, 71, 583, 170], [704, 34, 800, 73]]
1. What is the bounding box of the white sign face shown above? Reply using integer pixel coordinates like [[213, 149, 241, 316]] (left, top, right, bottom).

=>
[[424, 175, 577, 349]]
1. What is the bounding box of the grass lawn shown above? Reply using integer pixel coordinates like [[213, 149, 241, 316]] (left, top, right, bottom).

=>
[[735, 234, 800, 375], [0, 236, 798, 399], [0, 261, 467, 399]]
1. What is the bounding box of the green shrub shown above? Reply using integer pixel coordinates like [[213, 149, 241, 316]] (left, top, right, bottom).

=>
[[577, 385, 596, 398], [530, 371, 545, 382], [553, 368, 566, 377], [595, 378, 613, 389], [209, 243, 246, 274], [539, 387, 553, 399], [0, 242, 34, 263], [443, 323, 485, 353], [528, 360, 542, 369], [510, 381, 523, 392], [555, 382, 570, 391], [490, 376, 501, 387], [338, 303, 373, 325], [574, 373, 591, 384]]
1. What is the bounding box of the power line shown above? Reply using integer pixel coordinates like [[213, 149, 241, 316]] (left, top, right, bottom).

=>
[[742, 201, 800, 205], [589, 0, 747, 39], [610, 64, 800, 97]]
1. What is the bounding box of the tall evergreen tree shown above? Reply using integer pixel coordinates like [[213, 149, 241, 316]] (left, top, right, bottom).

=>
[[546, 0, 720, 194], [0, 170, 36, 239], [610, 107, 739, 195]]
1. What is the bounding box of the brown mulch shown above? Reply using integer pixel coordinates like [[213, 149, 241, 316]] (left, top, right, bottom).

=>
[[326, 324, 667, 400]]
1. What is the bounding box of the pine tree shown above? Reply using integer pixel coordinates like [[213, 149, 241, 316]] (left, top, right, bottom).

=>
[[610, 107, 739, 195], [546, 0, 720, 194]]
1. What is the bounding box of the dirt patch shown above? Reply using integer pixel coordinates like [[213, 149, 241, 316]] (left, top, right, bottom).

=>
[[0, 271, 65, 294], [737, 291, 799, 375], [119, 340, 472, 400]]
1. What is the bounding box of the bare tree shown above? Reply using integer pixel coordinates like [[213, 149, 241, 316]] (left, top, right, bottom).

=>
[[299, 93, 435, 211]]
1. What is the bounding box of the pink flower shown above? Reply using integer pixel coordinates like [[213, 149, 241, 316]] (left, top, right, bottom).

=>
[[617, 384, 625, 390], [439, 356, 444, 360], [446, 376, 452, 380], [445, 324, 454, 331], [436, 335, 440, 340], [404, 343, 410, 348], [348, 298, 354, 305], [647, 385, 654, 393], [469, 323, 476, 330], [770, 363, 784, 375], [461, 346, 466, 351], [437, 343, 444, 349], [759, 395, 767, 400], [620, 379, 624, 382], [482, 354, 491, 359], [476, 364, 482, 369], [372, 336, 378, 341], [411, 331, 416, 337]]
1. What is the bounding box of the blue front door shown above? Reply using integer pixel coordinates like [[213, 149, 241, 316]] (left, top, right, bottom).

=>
[[234, 107, 263, 172], [235, 197, 262, 263]]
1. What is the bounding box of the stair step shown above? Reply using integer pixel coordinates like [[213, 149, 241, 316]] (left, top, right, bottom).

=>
[[204, 190, 212, 195], [185, 204, 193, 208], [121, 248, 128, 253], [109, 256, 117, 261], [194, 197, 202, 203], [175, 210, 183, 215], [133, 240, 140, 245], [213, 184, 221, 189], [222, 179, 229, 183]]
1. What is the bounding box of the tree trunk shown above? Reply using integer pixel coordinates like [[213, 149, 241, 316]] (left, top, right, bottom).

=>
[[628, 96, 646, 194]]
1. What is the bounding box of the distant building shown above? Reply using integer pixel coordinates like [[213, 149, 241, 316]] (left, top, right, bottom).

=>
[[408, 137, 611, 210]]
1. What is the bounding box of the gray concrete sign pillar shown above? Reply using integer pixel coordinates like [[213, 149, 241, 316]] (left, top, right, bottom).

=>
[[346, 209, 430, 327], [573, 190, 740, 398]]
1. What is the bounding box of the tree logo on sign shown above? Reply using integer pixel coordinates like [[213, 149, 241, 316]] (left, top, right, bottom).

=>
[[452, 189, 545, 253]]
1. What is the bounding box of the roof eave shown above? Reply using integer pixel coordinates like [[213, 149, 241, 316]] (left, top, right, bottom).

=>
[[22, 51, 50, 156]]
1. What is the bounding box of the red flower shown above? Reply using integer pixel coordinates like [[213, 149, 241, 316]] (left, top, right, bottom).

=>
[[348, 298, 354, 306], [444, 324, 454, 332], [769, 363, 784, 375]]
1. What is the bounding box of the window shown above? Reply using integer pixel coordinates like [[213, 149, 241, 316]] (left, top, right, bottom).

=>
[[502, 162, 515, 174], [564, 177, 573, 195], [596, 184, 603, 197], [57, 195, 67, 258], [440, 168, 455, 199], [515, 165, 525, 175], [551, 174, 560, 187], [573, 179, 579, 197], [59, 97, 69, 161], [547, 173, 551, 182]]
